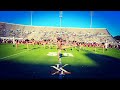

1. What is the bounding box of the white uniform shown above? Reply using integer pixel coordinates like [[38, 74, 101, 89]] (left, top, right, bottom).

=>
[[105, 42, 108, 49], [13, 37, 15, 45]]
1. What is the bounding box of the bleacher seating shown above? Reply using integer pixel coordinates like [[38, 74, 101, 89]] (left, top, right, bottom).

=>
[[0, 22, 116, 44]]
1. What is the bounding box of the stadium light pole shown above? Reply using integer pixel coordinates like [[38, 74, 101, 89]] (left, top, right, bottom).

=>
[[31, 11, 33, 26], [59, 11, 63, 27], [90, 11, 93, 28]]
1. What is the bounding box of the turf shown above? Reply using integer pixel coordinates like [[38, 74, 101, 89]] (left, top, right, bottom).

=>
[[0, 44, 120, 79]]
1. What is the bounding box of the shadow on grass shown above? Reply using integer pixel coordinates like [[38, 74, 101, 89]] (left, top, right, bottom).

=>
[[23, 48, 27, 49], [67, 52, 120, 80], [0, 52, 120, 80], [0, 59, 60, 80]]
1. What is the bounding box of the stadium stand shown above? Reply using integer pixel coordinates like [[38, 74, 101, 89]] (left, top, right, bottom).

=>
[[0, 22, 116, 45]]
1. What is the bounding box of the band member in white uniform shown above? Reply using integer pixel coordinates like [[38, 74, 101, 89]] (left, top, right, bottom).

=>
[[13, 37, 15, 47], [105, 41, 108, 51]]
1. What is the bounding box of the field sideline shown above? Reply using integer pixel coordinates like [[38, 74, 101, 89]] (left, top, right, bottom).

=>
[[0, 44, 120, 79]]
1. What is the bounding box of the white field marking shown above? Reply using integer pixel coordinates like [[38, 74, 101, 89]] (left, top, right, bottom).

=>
[[47, 52, 73, 57], [0, 50, 29, 60], [47, 52, 57, 56], [63, 53, 73, 57]]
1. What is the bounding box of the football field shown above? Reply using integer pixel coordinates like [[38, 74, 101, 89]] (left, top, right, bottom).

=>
[[0, 44, 120, 80]]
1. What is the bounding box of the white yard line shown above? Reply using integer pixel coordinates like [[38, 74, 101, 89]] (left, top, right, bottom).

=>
[[0, 50, 30, 60]]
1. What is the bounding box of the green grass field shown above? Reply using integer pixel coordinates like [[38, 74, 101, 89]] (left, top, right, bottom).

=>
[[0, 44, 120, 79]]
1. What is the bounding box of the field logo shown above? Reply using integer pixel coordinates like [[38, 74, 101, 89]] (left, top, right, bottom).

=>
[[47, 52, 73, 57], [63, 53, 73, 57], [47, 52, 57, 56]]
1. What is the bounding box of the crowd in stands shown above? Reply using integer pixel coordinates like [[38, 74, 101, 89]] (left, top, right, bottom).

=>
[[0, 22, 119, 50]]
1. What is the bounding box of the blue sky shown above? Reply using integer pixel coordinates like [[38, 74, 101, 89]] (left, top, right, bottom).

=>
[[0, 11, 119, 36]]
